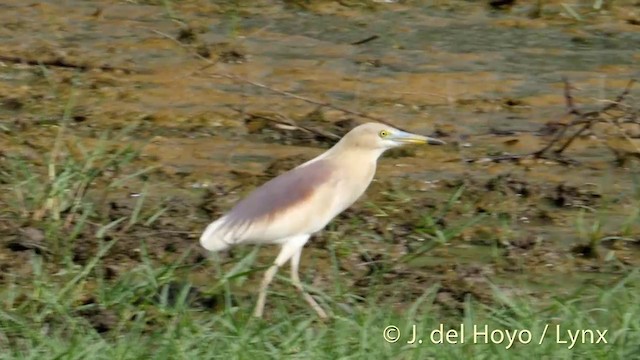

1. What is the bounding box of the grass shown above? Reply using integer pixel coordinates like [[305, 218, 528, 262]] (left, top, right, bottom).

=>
[[1, 165, 638, 359], [0, 252, 638, 358], [0, 105, 639, 359]]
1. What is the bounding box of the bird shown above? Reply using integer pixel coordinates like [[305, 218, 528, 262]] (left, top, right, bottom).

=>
[[199, 122, 445, 318]]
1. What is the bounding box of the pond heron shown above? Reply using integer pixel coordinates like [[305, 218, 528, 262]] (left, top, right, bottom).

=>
[[200, 122, 445, 318]]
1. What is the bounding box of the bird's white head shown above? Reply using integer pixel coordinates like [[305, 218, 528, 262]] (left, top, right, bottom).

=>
[[339, 122, 445, 152]]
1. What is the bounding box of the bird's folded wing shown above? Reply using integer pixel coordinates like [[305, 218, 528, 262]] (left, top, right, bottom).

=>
[[202, 159, 340, 248]]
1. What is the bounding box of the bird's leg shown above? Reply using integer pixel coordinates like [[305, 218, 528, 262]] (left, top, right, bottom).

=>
[[290, 247, 328, 319], [253, 264, 279, 318], [253, 240, 305, 318]]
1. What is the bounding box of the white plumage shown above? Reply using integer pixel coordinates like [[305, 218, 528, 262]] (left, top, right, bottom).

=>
[[199, 122, 444, 318]]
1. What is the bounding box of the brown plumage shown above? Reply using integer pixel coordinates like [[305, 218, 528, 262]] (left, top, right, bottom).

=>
[[200, 122, 445, 318]]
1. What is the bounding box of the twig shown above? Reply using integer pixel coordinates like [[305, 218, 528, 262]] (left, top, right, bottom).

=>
[[150, 28, 401, 129], [563, 76, 581, 115], [472, 78, 636, 165], [553, 122, 592, 154], [210, 72, 397, 127], [351, 35, 379, 45], [151, 26, 638, 164], [0, 55, 148, 74], [602, 79, 636, 112], [239, 109, 341, 140], [553, 79, 636, 155], [531, 79, 582, 157], [464, 153, 525, 163], [538, 79, 635, 157], [465, 152, 579, 166]]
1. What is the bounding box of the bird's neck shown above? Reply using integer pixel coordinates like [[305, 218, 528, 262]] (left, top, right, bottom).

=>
[[321, 145, 385, 165]]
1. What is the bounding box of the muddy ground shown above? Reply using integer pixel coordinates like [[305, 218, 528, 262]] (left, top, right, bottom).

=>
[[0, 0, 639, 328]]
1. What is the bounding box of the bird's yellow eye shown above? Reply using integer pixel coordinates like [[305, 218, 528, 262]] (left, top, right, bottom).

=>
[[379, 130, 390, 138]]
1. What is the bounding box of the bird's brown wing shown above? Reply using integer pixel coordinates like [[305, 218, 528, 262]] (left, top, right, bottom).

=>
[[227, 159, 332, 223], [200, 158, 339, 250]]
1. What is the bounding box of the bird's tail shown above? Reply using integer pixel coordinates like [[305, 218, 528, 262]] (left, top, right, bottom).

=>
[[199, 219, 232, 252]]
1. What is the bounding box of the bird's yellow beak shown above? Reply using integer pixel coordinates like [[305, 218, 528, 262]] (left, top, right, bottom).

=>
[[391, 130, 446, 145]]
